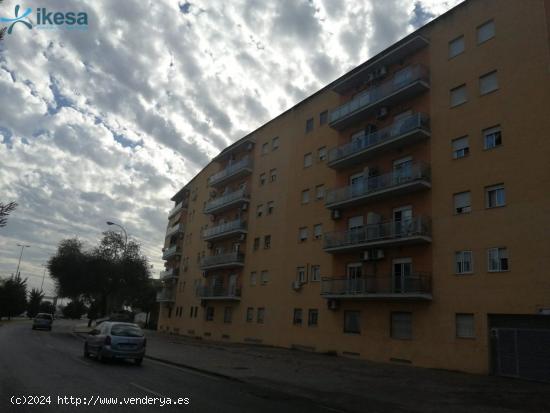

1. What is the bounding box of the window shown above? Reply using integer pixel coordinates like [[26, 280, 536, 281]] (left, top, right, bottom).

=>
[[260, 270, 269, 284], [450, 84, 467, 107], [313, 224, 323, 240], [483, 126, 502, 150], [205, 307, 214, 321], [250, 271, 257, 286], [452, 136, 469, 159], [246, 307, 254, 322], [253, 237, 260, 251], [263, 235, 271, 249], [303, 153, 313, 168], [261, 142, 269, 155], [270, 168, 277, 182], [256, 204, 263, 217], [449, 35, 465, 58], [479, 71, 498, 95], [189, 306, 194, 317], [257, 307, 265, 324], [487, 247, 509, 272], [194, 307, 198, 318], [298, 227, 308, 242], [305, 118, 314, 133], [293, 308, 303, 325], [391, 312, 412, 339], [486, 184, 505, 208], [308, 309, 318, 327], [272, 136, 280, 150], [224, 307, 232, 323], [297, 266, 306, 283], [344, 311, 360, 334], [260, 173, 266, 186], [454, 191, 471, 214], [318, 146, 327, 162], [301, 189, 310, 204], [455, 251, 473, 274], [319, 110, 328, 125], [456, 313, 475, 338], [311, 265, 320, 282], [315, 184, 325, 200], [267, 201, 274, 214], [477, 19, 495, 44]]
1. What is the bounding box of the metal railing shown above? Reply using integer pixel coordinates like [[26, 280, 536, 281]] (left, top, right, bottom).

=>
[[329, 64, 429, 125], [324, 216, 431, 250], [321, 273, 431, 296], [165, 223, 184, 237], [156, 289, 176, 302], [160, 268, 179, 279], [325, 162, 430, 206], [168, 201, 185, 218], [200, 251, 245, 268], [208, 157, 253, 186], [204, 188, 248, 213], [328, 113, 430, 164], [196, 285, 241, 298], [203, 219, 246, 239], [162, 245, 180, 260]]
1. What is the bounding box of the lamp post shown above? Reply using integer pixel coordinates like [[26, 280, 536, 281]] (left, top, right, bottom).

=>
[[106, 221, 128, 249], [15, 244, 30, 278], [40, 264, 47, 292]]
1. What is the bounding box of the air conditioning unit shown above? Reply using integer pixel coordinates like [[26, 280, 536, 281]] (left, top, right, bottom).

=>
[[376, 106, 388, 119], [363, 249, 384, 261], [291, 281, 303, 291], [241, 203, 248, 211], [331, 209, 342, 220], [327, 299, 339, 311]]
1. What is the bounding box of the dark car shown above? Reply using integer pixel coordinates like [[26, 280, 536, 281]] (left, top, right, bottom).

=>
[[84, 322, 146, 365], [32, 313, 53, 331]]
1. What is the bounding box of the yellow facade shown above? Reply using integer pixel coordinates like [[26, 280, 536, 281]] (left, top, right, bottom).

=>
[[157, 0, 550, 375]]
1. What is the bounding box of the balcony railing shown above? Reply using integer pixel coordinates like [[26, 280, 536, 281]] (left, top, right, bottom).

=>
[[203, 219, 247, 241], [165, 223, 184, 238], [328, 113, 430, 168], [324, 216, 431, 252], [321, 273, 432, 300], [200, 252, 245, 270], [160, 268, 179, 280], [196, 285, 241, 300], [162, 245, 181, 260], [204, 188, 249, 214], [156, 289, 176, 302], [325, 162, 431, 208], [329, 64, 430, 130], [168, 201, 185, 218], [208, 157, 253, 187]]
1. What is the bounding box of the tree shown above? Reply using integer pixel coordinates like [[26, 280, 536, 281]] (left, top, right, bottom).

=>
[[47, 238, 87, 298], [62, 300, 87, 319], [27, 288, 44, 318], [0, 201, 17, 228], [0, 275, 27, 320], [39, 301, 55, 315]]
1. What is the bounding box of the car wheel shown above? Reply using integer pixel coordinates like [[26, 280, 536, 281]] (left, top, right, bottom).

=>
[[134, 358, 143, 366], [84, 344, 90, 358]]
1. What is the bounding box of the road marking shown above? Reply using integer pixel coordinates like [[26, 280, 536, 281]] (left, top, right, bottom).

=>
[[130, 382, 165, 397], [146, 358, 221, 381]]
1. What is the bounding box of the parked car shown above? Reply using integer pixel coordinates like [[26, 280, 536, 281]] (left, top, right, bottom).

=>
[[84, 322, 146, 365], [32, 313, 53, 331]]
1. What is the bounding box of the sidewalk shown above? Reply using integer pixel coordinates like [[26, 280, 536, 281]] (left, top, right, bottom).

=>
[[143, 330, 550, 413]]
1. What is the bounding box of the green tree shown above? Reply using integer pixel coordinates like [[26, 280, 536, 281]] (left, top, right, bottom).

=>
[[27, 288, 44, 318], [0, 201, 17, 228], [62, 300, 87, 319], [0, 275, 28, 320], [39, 301, 55, 315], [47, 238, 88, 298]]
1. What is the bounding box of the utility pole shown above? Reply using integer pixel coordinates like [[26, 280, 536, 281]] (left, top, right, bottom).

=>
[[40, 264, 47, 292], [15, 244, 30, 278]]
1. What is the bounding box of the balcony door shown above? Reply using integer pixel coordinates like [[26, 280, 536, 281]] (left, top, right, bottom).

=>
[[348, 215, 364, 244], [212, 275, 224, 296], [228, 274, 237, 296], [349, 172, 365, 197], [393, 156, 413, 184], [393, 206, 413, 237], [346, 263, 364, 294], [393, 66, 412, 89], [392, 258, 412, 293], [392, 110, 413, 136]]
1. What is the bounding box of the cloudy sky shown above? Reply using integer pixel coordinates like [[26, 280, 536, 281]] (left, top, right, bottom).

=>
[[0, 0, 462, 295]]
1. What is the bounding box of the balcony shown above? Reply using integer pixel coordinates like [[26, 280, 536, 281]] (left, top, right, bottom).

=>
[[156, 289, 176, 302], [204, 188, 249, 215], [200, 252, 245, 271], [203, 219, 247, 242], [160, 268, 179, 280], [208, 157, 253, 188], [196, 285, 241, 301], [324, 216, 431, 253], [328, 113, 430, 169], [162, 245, 181, 260], [168, 201, 186, 218], [321, 273, 432, 301], [329, 64, 430, 131], [165, 223, 184, 238], [325, 162, 431, 209]]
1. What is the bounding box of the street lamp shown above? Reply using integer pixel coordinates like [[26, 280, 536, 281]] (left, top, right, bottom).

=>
[[106, 221, 128, 249], [15, 244, 30, 278], [40, 264, 48, 292]]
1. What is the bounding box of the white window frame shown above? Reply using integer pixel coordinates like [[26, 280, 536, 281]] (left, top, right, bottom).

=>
[[311, 265, 320, 282], [301, 189, 310, 204], [267, 201, 274, 214], [483, 126, 502, 150], [270, 168, 277, 182], [315, 184, 325, 200], [297, 267, 307, 283], [487, 247, 509, 272], [318, 146, 327, 162], [479, 71, 498, 95], [261, 142, 269, 155], [298, 227, 308, 242], [256, 204, 263, 217], [313, 224, 322, 240], [455, 250, 473, 275], [260, 270, 269, 284], [456, 313, 475, 338], [485, 184, 506, 208], [259, 173, 266, 186], [452, 136, 469, 159], [250, 271, 257, 286], [303, 153, 313, 168], [272, 136, 280, 150], [454, 191, 471, 214]]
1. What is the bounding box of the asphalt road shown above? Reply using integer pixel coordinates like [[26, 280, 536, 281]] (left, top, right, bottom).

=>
[[0, 320, 340, 413]]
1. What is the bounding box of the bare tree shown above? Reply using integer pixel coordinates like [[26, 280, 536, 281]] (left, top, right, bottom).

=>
[[0, 202, 17, 228]]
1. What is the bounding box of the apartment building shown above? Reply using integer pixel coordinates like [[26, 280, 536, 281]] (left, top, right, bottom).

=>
[[157, 0, 550, 380]]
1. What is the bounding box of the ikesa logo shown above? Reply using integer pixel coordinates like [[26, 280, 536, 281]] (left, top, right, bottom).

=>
[[0, 4, 88, 36]]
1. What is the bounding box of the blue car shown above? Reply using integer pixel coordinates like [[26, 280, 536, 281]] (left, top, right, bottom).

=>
[[32, 313, 53, 331]]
